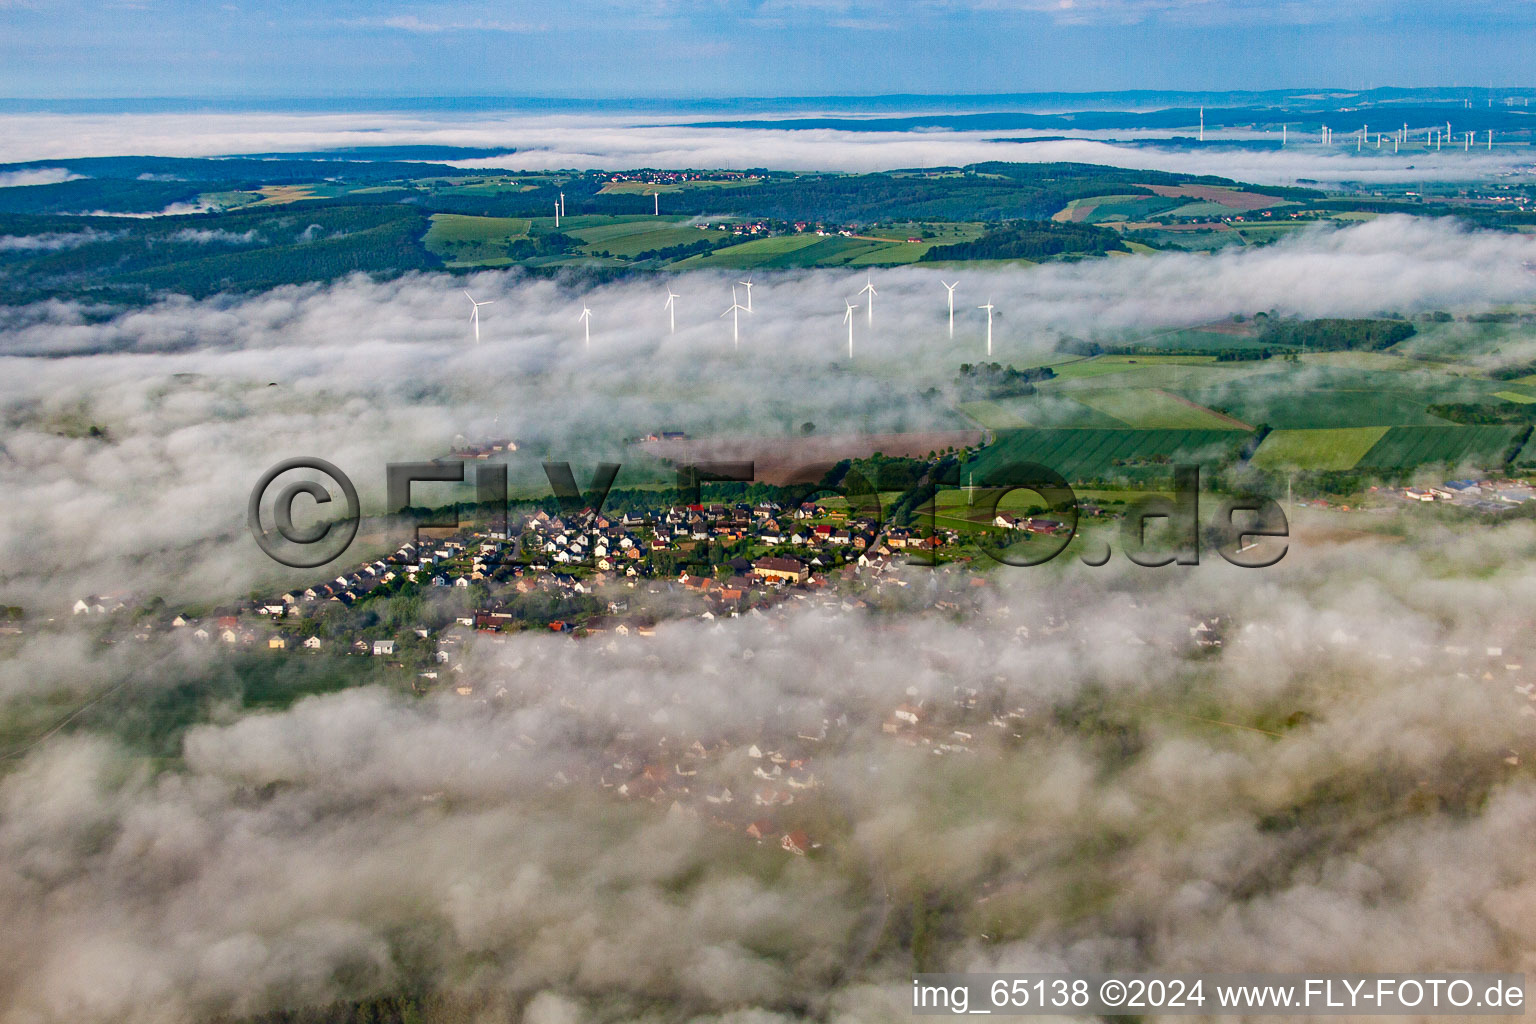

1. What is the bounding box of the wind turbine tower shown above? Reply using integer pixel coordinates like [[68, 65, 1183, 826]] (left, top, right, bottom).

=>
[[978, 301, 996, 358], [577, 305, 592, 349], [721, 287, 747, 349], [843, 300, 858, 359], [664, 288, 679, 334], [1199, 107, 1204, 141], [942, 280, 958, 337], [738, 276, 754, 313], [858, 275, 877, 326], [464, 291, 494, 343]]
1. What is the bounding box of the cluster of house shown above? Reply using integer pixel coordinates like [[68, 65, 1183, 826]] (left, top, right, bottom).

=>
[[1401, 478, 1536, 512], [513, 499, 942, 581], [991, 513, 1069, 535], [448, 437, 518, 460], [606, 171, 752, 187], [609, 737, 823, 855], [70, 594, 132, 616], [95, 494, 963, 662]]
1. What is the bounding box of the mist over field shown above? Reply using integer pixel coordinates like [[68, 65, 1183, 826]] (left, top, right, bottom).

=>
[[0, 215, 1533, 608], [5, 520, 1536, 1022], [2, 111, 1532, 184]]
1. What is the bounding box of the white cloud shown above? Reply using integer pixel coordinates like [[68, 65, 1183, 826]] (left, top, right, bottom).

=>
[[168, 227, 259, 245], [0, 167, 83, 188], [0, 215, 1531, 610], [0, 111, 1526, 185], [0, 230, 111, 252]]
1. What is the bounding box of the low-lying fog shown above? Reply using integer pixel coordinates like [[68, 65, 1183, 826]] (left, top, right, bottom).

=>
[[4, 522, 1536, 1022], [1, 215, 1534, 608], [2, 110, 1531, 184]]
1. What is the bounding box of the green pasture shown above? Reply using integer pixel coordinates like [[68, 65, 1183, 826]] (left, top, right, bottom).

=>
[[567, 219, 729, 257], [423, 214, 531, 265], [966, 428, 1249, 482], [1355, 425, 1522, 471], [1249, 427, 1390, 471], [1070, 388, 1250, 429]]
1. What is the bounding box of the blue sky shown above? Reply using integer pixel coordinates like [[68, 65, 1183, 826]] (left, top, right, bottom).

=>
[[3, 0, 1534, 99]]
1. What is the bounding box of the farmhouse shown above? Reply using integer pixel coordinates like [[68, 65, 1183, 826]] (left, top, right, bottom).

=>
[[752, 557, 808, 584], [781, 830, 813, 855]]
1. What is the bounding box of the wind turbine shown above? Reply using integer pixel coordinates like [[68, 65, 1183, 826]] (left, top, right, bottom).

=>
[[843, 300, 858, 359], [738, 275, 754, 313], [858, 274, 877, 326], [978, 300, 996, 357], [663, 288, 679, 334], [577, 305, 592, 349], [942, 280, 958, 338], [464, 291, 494, 343], [721, 287, 747, 349]]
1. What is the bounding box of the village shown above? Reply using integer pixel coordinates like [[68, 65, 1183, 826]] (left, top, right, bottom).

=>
[[1398, 476, 1536, 512], [54, 477, 1536, 860]]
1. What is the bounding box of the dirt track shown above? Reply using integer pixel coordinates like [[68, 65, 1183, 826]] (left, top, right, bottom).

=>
[[638, 431, 986, 485]]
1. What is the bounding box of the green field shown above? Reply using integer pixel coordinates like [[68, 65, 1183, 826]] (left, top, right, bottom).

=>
[[676, 231, 953, 269], [1232, 223, 1307, 243], [959, 395, 1138, 430], [423, 214, 531, 265], [676, 235, 825, 268], [966, 428, 1250, 482], [1250, 427, 1390, 471], [1046, 354, 1221, 382], [1177, 386, 1445, 429], [1176, 366, 1514, 429], [1071, 388, 1251, 429], [1055, 194, 1183, 224], [567, 218, 730, 257], [1050, 361, 1284, 395], [1165, 201, 1238, 218], [1496, 390, 1536, 404], [1389, 320, 1526, 363], [958, 399, 1034, 429], [1131, 326, 1273, 352], [1354, 425, 1522, 471]]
